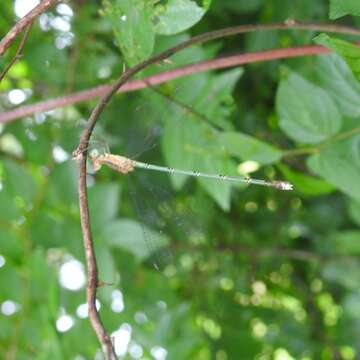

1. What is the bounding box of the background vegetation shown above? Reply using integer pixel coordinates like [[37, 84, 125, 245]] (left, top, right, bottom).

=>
[[1, 0, 360, 359]]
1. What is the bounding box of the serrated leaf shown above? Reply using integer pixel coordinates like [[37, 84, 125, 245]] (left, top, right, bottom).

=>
[[218, 131, 282, 165], [307, 135, 360, 200], [194, 68, 243, 130], [314, 34, 360, 81], [162, 118, 234, 210], [104, 0, 155, 66], [102, 219, 168, 261], [153, 0, 207, 35], [276, 72, 342, 144], [329, 0, 360, 19], [277, 163, 335, 196], [162, 69, 242, 209], [316, 54, 360, 118]]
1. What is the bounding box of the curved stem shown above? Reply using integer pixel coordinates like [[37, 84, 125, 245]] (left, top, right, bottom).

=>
[[0, 24, 32, 83], [282, 146, 317, 158], [282, 125, 360, 159]]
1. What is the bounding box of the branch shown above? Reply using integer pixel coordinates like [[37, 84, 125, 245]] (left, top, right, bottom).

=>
[[221, 244, 360, 263], [0, 0, 58, 56], [2, 19, 360, 123], [0, 24, 32, 83], [73, 21, 360, 359], [0, 44, 336, 124]]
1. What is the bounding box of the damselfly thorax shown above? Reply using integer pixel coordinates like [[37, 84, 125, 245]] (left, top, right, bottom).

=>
[[91, 152, 135, 174]]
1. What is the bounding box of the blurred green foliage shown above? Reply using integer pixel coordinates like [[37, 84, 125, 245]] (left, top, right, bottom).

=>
[[1, 1, 360, 359]]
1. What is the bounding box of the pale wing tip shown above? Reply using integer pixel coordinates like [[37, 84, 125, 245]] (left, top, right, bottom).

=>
[[280, 182, 293, 191], [273, 181, 293, 191]]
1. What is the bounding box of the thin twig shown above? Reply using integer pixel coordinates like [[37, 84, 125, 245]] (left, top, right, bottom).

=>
[[0, 0, 58, 56], [142, 78, 220, 130], [74, 20, 360, 359], [1, 43, 346, 124], [0, 24, 32, 83], [282, 124, 360, 158], [224, 244, 360, 262]]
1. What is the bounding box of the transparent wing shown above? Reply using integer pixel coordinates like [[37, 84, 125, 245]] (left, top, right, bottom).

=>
[[128, 176, 173, 271]]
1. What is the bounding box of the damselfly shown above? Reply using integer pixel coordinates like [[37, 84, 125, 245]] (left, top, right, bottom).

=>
[[88, 149, 293, 191]]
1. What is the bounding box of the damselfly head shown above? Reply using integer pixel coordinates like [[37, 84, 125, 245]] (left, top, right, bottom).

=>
[[89, 149, 102, 171], [89, 148, 100, 159]]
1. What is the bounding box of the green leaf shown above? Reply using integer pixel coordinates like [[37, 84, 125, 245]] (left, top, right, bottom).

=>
[[101, 219, 169, 261], [104, 0, 155, 66], [276, 72, 342, 144], [29, 210, 83, 256], [322, 259, 360, 290], [28, 249, 58, 303], [162, 119, 234, 211], [329, 0, 360, 19], [161, 69, 243, 209], [195, 68, 243, 130], [0, 160, 37, 220], [48, 161, 78, 206], [328, 231, 360, 255], [314, 34, 360, 81], [95, 245, 117, 301], [218, 131, 282, 165], [348, 199, 360, 226], [88, 183, 121, 233], [8, 121, 53, 164], [343, 291, 360, 319], [212, 0, 264, 14], [153, 0, 207, 35], [0, 262, 22, 301], [2, 160, 36, 203], [277, 163, 335, 196], [162, 111, 199, 190], [316, 54, 360, 118], [0, 229, 23, 262], [307, 135, 360, 200], [0, 189, 21, 221], [196, 155, 234, 211]]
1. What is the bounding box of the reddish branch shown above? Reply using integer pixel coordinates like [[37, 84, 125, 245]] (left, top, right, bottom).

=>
[[71, 21, 360, 359], [0, 44, 341, 124], [0, 0, 58, 56], [0, 24, 32, 83]]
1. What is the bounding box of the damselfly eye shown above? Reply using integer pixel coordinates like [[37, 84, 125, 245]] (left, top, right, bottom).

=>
[[90, 149, 99, 158]]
